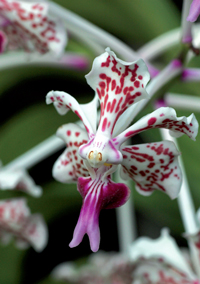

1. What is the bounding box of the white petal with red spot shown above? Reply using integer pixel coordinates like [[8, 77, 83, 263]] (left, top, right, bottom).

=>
[[0, 198, 48, 251], [86, 48, 150, 136], [120, 141, 181, 199], [0, 166, 42, 197], [130, 229, 197, 283], [116, 107, 198, 146], [53, 123, 89, 183], [46, 91, 98, 136], [0, 0, 67, 55], [22, 213, 48, 252]]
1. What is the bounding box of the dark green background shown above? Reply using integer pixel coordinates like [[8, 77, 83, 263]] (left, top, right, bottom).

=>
[[0, 1, 199, 283]]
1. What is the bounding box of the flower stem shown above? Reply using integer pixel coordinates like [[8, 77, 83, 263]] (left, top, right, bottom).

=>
[[4, 135, 64, 170], [181, 0, 193, 43], [160, 128, 200, 278], [49, 1, 158, 77], [0, 51, 89, 70], [165, 92, 200, 111], [114, 166, 137, 254], [182, 68, 200, 81], [138, 28, 180, 60]]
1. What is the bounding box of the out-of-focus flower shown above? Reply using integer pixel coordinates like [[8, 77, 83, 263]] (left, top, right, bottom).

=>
[[0, 198, 48, 251], [0, 0, 67, 55], [0, 162, 42, 197], [187, 0, 200, 22], [129, 229, 200, 284], [51, 230, 200, 284], [46, 48, 198, 251], [51, 251, 134, 284]]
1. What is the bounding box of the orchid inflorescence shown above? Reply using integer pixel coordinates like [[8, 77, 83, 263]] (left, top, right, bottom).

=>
[[1, 0, 200, 283]]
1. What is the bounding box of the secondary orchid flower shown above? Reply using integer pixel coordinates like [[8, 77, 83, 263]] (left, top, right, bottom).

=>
[[129, 229, 200, 284], [46, 48, 198, 252], [0, 161, 42, 197], [0, 0, 67, 55], [187, 0, 200, 22], [52, 230, 200, 283], [52, 251, 134, 284], [0, 198, 48, 251]]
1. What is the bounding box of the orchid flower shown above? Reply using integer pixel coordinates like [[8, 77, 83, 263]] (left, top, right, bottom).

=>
[[187, 0, 200, 22], [51, 251, 134, 284], [51, 230, 200, 284], [0, 161, 42, 197], [46, 48, 198, 252], [0, 0, 67, 55], [129, 229, 200, 284], [0, 198, 48, 251]]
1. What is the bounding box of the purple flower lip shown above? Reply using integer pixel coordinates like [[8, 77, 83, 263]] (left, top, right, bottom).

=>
[[69, 167, 130, 252]]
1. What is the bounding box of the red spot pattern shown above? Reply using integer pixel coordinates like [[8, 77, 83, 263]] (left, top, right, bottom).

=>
[[96, 54, 146, 134], [57, 127, 89, 181], [0, 0, 61, 54], [49, 92, 92, 136], [121, 142, 180, 195], [148, 117, 157, 126], [124, 113, 194, 140], [139, 262, 194, 284], [0, 199, 43, 247]]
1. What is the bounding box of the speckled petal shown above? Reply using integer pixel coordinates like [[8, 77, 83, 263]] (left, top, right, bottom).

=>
[[0, 198, 48, 251], [22, 213, 48, 252], [46, 92, 98, 136], [115, 107, 198, 146], [0, 0, 67, 55], [0, 167, 42, 197], [130, 229, 196, 283], [120, 141, 181, 199], [86, 48, 150, 136], [52, 123, 89, 183]]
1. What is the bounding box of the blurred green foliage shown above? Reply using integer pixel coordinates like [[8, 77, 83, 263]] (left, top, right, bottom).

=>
[[1, 0, 200, 283]]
